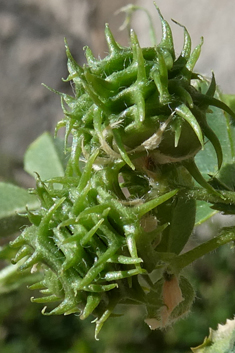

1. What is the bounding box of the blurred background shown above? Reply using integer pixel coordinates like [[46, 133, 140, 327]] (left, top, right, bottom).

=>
[[1, 1, 235, 352]]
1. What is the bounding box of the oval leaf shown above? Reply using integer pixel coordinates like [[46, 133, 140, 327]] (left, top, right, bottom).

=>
[[0, 183, 39, 236], [24, 132, 65, 180]]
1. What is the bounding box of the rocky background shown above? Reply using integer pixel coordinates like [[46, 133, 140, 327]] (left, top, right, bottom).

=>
[[1, 0, 235, 184]]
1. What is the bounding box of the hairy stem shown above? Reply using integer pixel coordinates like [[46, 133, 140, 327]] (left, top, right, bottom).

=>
[[187, 188, 235, 204], [169, 226, 235, 273]]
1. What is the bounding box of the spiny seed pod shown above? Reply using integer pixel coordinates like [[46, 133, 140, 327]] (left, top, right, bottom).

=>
[[11, 158, 179, 338], [10, 5, 234, 337], [51, 5, 234, 184]]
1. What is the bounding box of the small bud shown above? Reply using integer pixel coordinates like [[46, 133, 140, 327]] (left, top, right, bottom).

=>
[[145, 274, 183, 330]]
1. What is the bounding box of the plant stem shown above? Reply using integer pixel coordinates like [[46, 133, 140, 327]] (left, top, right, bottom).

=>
[[169, 226, 235, 273], [186, 188, 235, 204]]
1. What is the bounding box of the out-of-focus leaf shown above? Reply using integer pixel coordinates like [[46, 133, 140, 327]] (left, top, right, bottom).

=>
[[0, 263, 42, 294], [24, 132, 65, 180], [191, 317, 235, 353], [222, 94, 235, 114], [0, 244, 17, 261], [0, 183, 39, 237]]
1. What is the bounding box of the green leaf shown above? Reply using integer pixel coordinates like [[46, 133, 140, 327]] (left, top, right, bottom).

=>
[[155, 190, 195, 254], [0, 244, 16, 261], [0, 183, 39, 237], [0, 263, 42, 294], [191, 318, 235, 353], [215, 163, 235, 191], [195, 105, 235, 179], [195, 200, 217, 226], [167, 191, 196, 254], [222, 94, 235, 114], [195, 92, 235, 197], [24, 132, 65, 180]]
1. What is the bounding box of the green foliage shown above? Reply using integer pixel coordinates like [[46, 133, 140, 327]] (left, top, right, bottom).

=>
[[191, 318, 235, 353], [0, 183, 39, 237], [24, 132, 66, 180], [1, 3, 235, 348]]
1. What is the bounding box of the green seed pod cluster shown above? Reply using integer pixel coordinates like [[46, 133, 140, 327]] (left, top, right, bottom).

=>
[[10, 5, 235, 337], [54, 6, 233, 179]]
